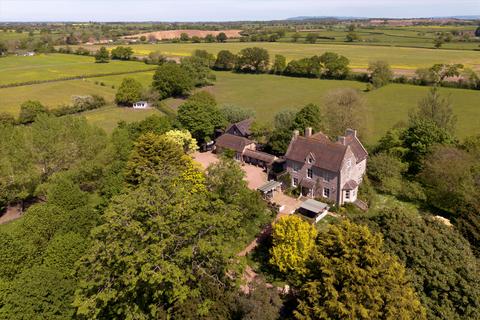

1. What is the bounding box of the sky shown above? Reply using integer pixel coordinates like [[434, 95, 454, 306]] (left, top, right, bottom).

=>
[[0, 0, 479, 22]]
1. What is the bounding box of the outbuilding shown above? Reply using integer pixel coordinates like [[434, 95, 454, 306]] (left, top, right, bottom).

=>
[[257, 180, 282, 200], [297, 199, 329, 223], [133, 101, 149, 109]]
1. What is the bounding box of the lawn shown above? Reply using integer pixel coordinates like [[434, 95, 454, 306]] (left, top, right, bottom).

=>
[[207, 72, 480, 143], [81, 105, 161, 133], [0, 53, 154, 85], [80, 42, 480, 72]]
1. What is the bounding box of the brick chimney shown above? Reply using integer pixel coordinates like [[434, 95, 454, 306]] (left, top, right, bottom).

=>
[[305, 127, 312, 137], [338, 136, 346, 145], [293, 130, 300, 138]]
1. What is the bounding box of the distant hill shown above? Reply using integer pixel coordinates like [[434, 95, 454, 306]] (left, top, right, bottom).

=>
[[448, 15, 480, 19], [287, 15, 480, 21], [287, 16, 366, 21]]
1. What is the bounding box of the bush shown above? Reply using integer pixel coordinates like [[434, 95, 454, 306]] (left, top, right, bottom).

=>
[[18, 100, 49, 124]]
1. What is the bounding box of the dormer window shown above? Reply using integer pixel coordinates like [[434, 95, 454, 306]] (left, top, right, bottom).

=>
[[308, 157, 313, 164]]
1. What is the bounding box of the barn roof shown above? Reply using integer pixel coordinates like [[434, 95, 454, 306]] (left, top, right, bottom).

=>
[[215, 133, 253, 152]]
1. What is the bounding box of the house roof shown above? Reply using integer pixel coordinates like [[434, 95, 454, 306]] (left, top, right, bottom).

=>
[[343, 179, 359, 190], [243, 149, 276, 164], [343, 134, 368, 163], [215, 133, 253, 152], [285, 135, 348, 172], [226, 118, 253, 137]]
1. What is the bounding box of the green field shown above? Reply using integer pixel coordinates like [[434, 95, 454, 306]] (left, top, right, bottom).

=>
[[1, 65, 479, 142], [281, 26, 480, 50], [207, 72, 480, 143], [0, 31, 29, 41], [0, 54, 154, 85], [79, 42, 480, 72], [0, 79, 117, 114], [82, 105, 161, 133]]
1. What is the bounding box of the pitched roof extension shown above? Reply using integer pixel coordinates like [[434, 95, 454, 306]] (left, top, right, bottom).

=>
[[226, 118, 253, 137]]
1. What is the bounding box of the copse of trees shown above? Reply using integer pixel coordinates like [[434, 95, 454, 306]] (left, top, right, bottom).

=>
[[283, 52, 350, 79], [180, 50, 216, 87], [94, 46, 109, 63], [180, 47, 478, 90], [72, 128, 272, 318], [110, 46, 133, 60], [144, 51, 167, 65], [364, 207, 480, 320]]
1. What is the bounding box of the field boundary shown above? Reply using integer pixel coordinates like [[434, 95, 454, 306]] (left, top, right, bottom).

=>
[[0, 68, 157, 89]]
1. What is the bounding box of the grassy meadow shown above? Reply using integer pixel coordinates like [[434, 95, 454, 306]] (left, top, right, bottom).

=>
[[1, 54, 479, 142], [0, 79, 117, 114], [0, 54, 154, 85], [207, 72, 480, 143], [77, 42, 480, 72]]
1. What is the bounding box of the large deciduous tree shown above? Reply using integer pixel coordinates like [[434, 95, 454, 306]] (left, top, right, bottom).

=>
[[324, 88, 366, 137], [177, 92, 226, 143], [294, 220, 426, 320], [235, 47, 270, 73], [272, 54, 286, 74], [94, 46, 109, 63], [269, 215, 317, 276], [31, 115, 107, 179], [411, 86, 457, 134], [214, 50, 236, 70], [368, 60, 393, 88], [292, 103, 322, 133], [216, 32, 228, 43], [152, 63, 194, 99], [115, 77, 143, 106], [319, 51, 350, 79]]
